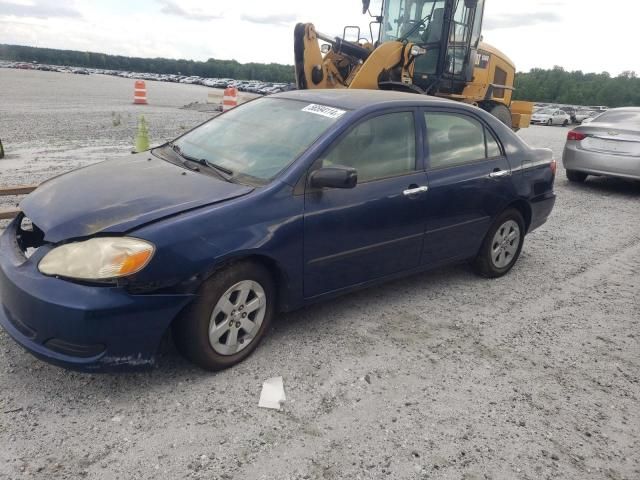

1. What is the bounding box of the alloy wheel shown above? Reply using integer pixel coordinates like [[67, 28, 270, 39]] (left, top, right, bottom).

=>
[[208, 280, 267, 355], [491, 220, 521, 269]]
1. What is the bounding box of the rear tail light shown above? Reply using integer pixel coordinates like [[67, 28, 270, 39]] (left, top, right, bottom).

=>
[[550, 159, 557, 176], [567, 130, 587, 141]]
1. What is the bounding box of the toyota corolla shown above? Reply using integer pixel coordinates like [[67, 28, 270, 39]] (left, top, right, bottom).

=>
[[0, 90, 556, 372]]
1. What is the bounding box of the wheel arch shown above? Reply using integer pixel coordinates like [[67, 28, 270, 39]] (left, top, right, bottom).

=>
[[201, 253, 292, 313], [505, 199, 532, 233]]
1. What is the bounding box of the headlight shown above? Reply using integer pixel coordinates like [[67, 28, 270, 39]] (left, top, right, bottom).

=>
[[39, 237, 155, 281]]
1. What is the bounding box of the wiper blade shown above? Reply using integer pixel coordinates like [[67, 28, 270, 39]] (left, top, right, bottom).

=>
[[168, 143, 233, 182], [201, 159, 234, 179]]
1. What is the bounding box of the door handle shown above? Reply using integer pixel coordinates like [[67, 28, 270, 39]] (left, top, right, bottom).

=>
[[403, 186, 429, 196], [488, 170, 511, 179]]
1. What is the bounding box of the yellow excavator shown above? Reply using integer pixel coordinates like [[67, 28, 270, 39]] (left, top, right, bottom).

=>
[[294, 0, 532, 129]]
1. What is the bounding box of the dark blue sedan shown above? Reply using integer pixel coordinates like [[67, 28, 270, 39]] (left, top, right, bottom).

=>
[[0, 90, 556, 372]]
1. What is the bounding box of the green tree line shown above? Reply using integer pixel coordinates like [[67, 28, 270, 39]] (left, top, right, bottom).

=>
[[2, 44, 639, 107], [0, 44, 295, 83], [513, 66, 640, 107]]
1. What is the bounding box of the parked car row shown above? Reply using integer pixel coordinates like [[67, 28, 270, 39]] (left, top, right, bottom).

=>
[[0, 61, 296, 96], [533, 103, 609, 125]]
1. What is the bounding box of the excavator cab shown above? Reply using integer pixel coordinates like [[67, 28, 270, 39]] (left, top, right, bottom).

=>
[[373, 0, 483, 94], [294, 0, 533, 129]]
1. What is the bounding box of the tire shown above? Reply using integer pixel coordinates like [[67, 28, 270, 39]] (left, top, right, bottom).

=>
[[172, 261, 275, 371], [487, 104, 512, 128], [566, 170, 588, 183], [472, 209, 525, 278], [563, 119, 569, 127], [547, 119, 552, 126]]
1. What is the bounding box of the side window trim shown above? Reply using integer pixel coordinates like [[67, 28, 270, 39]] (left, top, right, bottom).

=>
[[484, 126, 504, 159], [422, 108, 505, 171], [307, 108, 422, 188]]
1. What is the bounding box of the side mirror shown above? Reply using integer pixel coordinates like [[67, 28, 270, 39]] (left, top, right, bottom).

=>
[[343, 25, 361, 43], [310, 166, 358, 189], [362, 0, 371, 14]]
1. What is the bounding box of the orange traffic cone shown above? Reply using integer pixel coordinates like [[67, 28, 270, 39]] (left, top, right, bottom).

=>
[[223, 87, 238, 111], [134, 80, 148, 105]]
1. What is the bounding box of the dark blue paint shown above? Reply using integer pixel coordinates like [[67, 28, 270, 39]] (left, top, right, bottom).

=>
[[0, 90, 556, 371]]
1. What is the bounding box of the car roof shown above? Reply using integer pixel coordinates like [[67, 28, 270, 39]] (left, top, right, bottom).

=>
[[273, 89, 460, 111]]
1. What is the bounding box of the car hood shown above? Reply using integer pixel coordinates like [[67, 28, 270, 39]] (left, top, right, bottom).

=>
[[21, 154, 254, 243]]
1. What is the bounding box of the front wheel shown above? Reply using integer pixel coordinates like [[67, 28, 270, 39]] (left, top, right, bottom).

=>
[[472, 209, 525, 278], [173, 261, 275, 371]]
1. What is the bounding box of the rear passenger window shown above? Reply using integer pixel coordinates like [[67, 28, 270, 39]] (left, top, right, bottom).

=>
[[425, 113, 501, 169], [321, 112, 416, 182]]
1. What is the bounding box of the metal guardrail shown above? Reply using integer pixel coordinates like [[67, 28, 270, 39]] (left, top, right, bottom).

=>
[[0, 185, 38, 220]]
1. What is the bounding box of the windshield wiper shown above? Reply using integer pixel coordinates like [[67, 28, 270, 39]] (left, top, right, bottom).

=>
[[200, 159, 234, 181], [168, 143, 234, 182]]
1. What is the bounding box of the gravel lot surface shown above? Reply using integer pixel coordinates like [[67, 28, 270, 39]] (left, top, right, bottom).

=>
[[0, 69, 638, 480]]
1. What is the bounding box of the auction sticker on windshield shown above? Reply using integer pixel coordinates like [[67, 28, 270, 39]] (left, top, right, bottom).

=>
[[302, 104, 346, 119]]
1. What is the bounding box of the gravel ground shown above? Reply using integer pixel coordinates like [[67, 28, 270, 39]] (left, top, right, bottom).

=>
[[0, 70, 638, 480]]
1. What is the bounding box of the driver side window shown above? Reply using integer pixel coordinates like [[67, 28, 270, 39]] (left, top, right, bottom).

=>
[[321, 112, 416, 183]]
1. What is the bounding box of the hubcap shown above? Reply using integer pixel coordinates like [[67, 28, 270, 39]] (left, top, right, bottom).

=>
[[208, 280, 266, 356], [491, 220, 521, 269]]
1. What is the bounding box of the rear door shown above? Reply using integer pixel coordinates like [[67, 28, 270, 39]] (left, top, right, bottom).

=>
[[303, 109, 429, 298], [421, 109, 515, 266]]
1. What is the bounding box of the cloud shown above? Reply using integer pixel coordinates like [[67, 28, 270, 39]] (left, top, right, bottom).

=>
[[0, 0, 81, 19], [484, 12, 562, 30], [240, 13, 297, 26], [157, 0, 221, 21]]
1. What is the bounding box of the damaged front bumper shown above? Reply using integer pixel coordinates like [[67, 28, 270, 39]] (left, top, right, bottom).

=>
[[0, 217, 193, 372]]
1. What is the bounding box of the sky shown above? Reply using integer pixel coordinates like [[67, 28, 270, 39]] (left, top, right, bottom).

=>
[[0, 0, 636, 75]]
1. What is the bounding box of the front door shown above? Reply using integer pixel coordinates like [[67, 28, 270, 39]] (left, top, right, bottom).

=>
[[421, 110, 514, 266], [303, 110, 428, 299]]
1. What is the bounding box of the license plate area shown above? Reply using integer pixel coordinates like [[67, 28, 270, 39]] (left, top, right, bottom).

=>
[[583, 137, 640, 156]]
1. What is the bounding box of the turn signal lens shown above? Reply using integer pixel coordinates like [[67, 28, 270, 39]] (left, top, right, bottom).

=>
[[39, 237, 155, 281], [567, 130, 587, 141]]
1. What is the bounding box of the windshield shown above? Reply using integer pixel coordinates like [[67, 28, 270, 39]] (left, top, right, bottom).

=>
[[172, 98, 343, 182], [381, 0, 446, 44]]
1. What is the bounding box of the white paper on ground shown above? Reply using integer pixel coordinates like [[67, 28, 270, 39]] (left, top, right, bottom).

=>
[[258, 376, 286, 410]]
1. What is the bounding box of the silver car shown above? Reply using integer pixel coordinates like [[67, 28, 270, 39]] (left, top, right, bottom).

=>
[[563, 107, 640, 182], [531, 108, 572, 126]]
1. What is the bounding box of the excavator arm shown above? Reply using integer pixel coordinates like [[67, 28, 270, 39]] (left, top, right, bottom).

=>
[[294, 23, 418, 92]]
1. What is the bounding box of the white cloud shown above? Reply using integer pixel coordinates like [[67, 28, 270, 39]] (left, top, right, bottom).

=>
[[0, 0, 81, 18], [0, 0, 636, 75]]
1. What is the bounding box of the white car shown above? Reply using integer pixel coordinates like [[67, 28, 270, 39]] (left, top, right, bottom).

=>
[[531, 109, 571, 126]]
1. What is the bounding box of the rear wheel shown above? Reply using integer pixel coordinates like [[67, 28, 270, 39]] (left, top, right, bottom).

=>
[[563, 119, 569, 127], [547, 119, 553, 126], [173, 261, 275, 371], [566, 170, 588, 183], [472, 209, 525, 278]]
